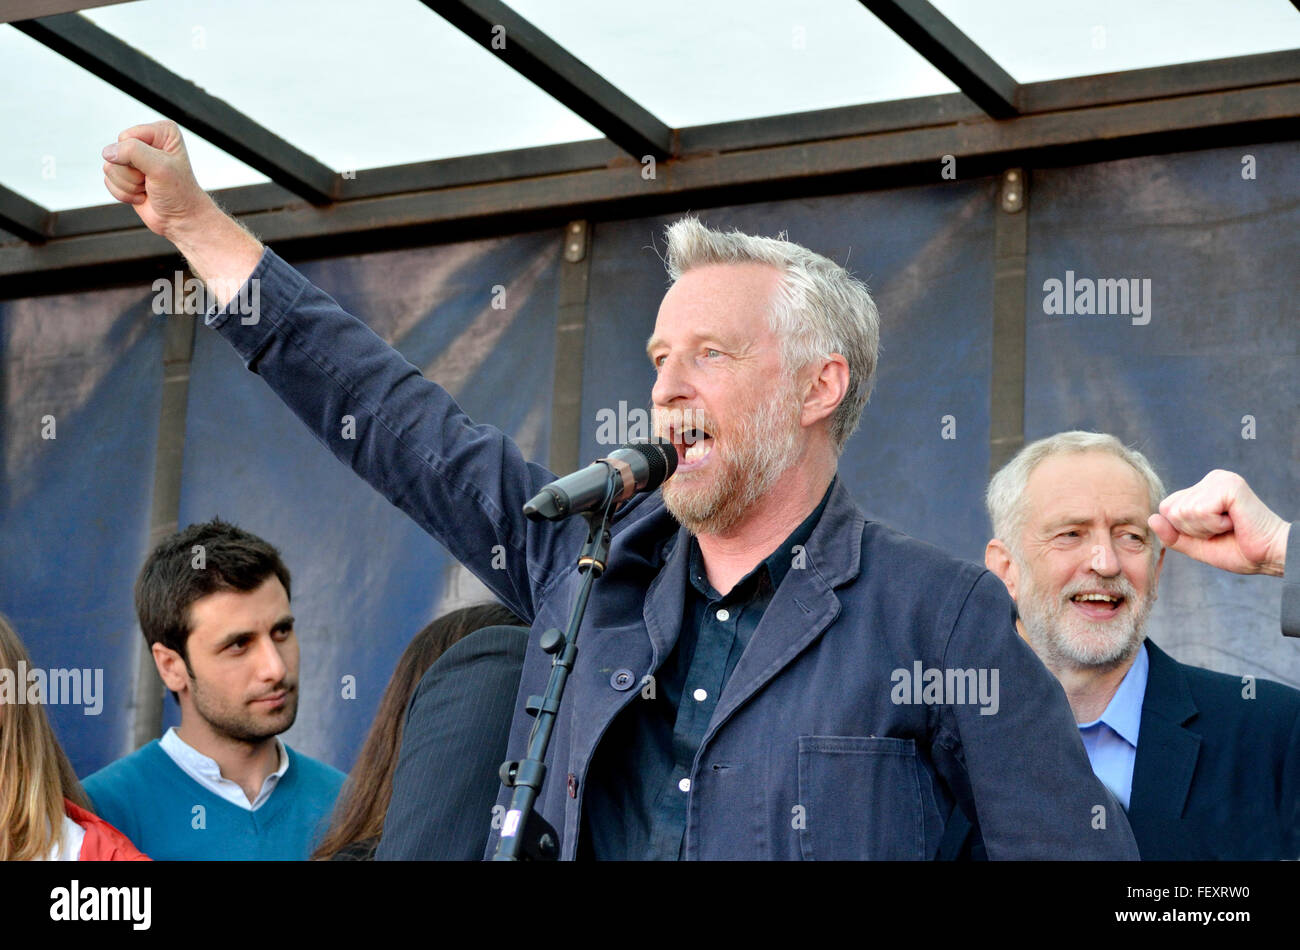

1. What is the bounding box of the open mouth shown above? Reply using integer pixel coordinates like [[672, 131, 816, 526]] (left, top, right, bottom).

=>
[[1068, 591, 1126, 620], [680, 427, 713, 460], [675, 427, 714, 469]]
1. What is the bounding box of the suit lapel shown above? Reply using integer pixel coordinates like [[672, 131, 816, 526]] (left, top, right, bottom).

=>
[[707, 479, 864, 734], [643, 526, 690, 670], [567, 511, 688, 775], [1129, 639, 1201, 824]]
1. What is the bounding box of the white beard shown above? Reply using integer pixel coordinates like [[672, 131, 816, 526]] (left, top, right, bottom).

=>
[[1015, 563, 1154, 672]]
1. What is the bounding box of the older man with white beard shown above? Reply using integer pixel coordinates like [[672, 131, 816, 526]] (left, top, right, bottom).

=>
[[965, 432, 1300, 860], [99, 119, 1138, 860]]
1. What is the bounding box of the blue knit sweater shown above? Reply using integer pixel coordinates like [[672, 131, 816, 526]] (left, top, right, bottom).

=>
[[83, 740, 345, 860]]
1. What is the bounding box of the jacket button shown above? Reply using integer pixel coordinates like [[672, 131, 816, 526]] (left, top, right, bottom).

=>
[[610, 668, 635, 691]]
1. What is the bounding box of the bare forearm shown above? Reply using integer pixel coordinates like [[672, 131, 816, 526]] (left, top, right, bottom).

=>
[[168, 197, 264, 307]]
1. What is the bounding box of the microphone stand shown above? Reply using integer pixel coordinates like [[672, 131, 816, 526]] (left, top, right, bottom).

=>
[[491, 474, 618, 861]]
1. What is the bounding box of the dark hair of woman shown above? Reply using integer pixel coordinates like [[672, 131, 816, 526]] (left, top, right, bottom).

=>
[[311, 601, 523, 860]]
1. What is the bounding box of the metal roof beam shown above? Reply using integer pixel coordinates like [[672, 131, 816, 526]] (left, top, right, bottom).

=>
[[35, 139, 624, 241], [4, 79, 1295, 292], [420, 0, 674, 159], [1020, 48, 1300, 112], [13, 13, 339, 204], [0, 184, 51, 244], [860, 0, 1019, 118]]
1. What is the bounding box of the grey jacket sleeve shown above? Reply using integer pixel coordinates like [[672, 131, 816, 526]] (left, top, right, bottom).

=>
[[1284, 522, 1299, 638]]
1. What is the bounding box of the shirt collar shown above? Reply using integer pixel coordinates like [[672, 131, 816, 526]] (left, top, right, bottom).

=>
[[1078, 641, 1149, 747], [160, 726, 289, 809], [687, 477, 836, 599], [767, 477, 834, 590]]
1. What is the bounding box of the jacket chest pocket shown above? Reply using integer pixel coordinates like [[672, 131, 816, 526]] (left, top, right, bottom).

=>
[[797, 735, 926, 861]]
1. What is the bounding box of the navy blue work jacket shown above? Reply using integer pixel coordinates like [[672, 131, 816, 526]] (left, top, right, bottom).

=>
[[208, 248, 1139, 861]]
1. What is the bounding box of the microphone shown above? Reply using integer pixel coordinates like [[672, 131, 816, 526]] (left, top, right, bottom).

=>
[[523, 440, 678, 521]]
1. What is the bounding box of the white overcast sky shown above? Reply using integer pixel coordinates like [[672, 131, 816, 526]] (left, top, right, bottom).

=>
[[2, 0, 1298, 211]]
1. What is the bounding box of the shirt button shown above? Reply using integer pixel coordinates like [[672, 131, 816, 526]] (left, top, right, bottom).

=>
[[678, 778, 691, 793], [715, 608, 730, 621], [610, 668, 635, 691], [693, 688, 707, 702]]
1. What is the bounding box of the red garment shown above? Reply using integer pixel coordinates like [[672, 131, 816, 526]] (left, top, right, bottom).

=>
[[63, 800, 151, 861]]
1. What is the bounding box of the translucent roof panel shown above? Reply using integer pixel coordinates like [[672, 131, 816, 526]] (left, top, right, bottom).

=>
[[933, 0, 1300, 83], [507, 0, 958, 127], [83, 0, 602, 174], [0, 23, 266, 212]]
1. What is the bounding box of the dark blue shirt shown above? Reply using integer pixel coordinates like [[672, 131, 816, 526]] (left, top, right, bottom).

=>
[[580, 481, 833, 859]]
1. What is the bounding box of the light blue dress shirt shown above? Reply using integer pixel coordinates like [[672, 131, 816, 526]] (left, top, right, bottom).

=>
[[1076, 642, 1149, 810], [159, 726, 289, 811]]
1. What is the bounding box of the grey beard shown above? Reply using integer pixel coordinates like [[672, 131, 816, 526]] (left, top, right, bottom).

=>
[[660, 384, 802, 536], [1016, 569, 1154, 673]]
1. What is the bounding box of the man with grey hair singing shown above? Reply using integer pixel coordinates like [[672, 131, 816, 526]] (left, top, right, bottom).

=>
[[969, 431, 1300, 859], [99, 120, 1136, 860]]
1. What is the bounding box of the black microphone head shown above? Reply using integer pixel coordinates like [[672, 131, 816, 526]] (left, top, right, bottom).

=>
[[623, 438, 677, 490], [650, 437, 679, 479], [522, 486, 565, 522]]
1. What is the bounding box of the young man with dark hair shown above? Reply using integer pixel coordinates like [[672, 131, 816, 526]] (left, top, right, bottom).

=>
[[82, 519, 345, 860]]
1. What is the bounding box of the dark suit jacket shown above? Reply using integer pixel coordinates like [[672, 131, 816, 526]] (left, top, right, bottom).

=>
[[941, 638, 1300, 859], [1130, 639, 1300, 859], [376, 625, 529, 860]]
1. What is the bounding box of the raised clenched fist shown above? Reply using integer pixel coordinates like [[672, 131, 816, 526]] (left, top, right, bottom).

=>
[[1149, 469, 1289, 576], [102, 120, 213, 240]]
